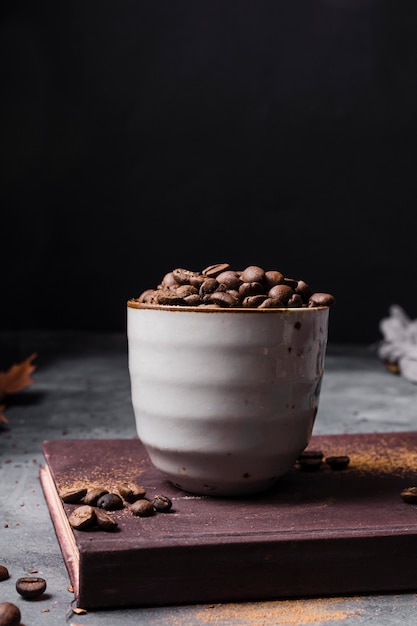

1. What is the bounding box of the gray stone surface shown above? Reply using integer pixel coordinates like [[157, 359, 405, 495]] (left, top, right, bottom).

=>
[[1, 332, 417, 625]]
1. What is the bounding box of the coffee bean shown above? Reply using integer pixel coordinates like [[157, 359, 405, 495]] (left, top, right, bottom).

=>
[[243, 295, 267, 308], [287, 294, 303, 307], [96, 493, 124, 510], [295, 280, 313, 299], [209, 291, 239, 307], [132, 263, 335, 310], [308, 292, 336, 307], [216, 270, 242, 290], [117, 481, 146, 503], [0, 602, 21, 626], [60, 487, 87, 503], [298, 457, 323, 471], [0, 565, 9, 582], [202, 263, 230, 278], [239, 281, 264, 297], [172, 268, 201, 285], [68, 505, 97, 530], [264, 270, 284, 288], [325, 455, 350, 470], [95, 509, 119, 532], [130, 499, 155, 517], [268, 284, 293, 304], [152, 495, 172, 512], [298, 450, 324, 461], [240, 265, 266, 284], [400, 486, 417, 504], [83, 487, 109, 506], [16, 576, 47, 599]]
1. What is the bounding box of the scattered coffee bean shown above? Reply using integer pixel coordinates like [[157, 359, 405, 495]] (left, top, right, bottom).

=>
[[96, 493, 124, 511], [133, 263, 335, 309], [68, 505, 97, 530], [83, 487, 109, 506], [95, 509, 119, 532], [117, 481, 146, 503], [60, 487, 87, 503], [63, 481, 176, 532], [16, 576, 47, 599], [400, 486, 417, 504], [0, 565, 9, 581], [0, 602, 21, 626], [130, 499, 155, 517], [298, 457, 323, 471], [297, 450, 324, 461], [325, 455, 350, 470], [152, 495, 173, 512]]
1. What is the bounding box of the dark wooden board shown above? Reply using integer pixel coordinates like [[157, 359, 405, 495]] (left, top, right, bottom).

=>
[[40, 432, 417, 609]]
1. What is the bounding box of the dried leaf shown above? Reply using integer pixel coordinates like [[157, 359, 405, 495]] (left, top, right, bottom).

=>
[[0, 353, 37, 401], [0, 404, 7, 424]]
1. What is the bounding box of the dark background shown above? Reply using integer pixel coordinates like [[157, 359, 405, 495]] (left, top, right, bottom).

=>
[[2, 0, 417, 345]]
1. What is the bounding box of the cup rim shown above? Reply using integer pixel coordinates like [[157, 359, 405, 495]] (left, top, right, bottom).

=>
[[127, 299, 329, 314]]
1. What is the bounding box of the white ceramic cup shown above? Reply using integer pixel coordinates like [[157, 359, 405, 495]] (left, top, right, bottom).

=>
[[127, 302, 329, 497]]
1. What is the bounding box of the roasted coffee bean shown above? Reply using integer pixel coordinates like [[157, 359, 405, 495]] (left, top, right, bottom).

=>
[[216, 270, 242, 290], [138, 289, 156, 303], [264, 270, 284, 288], [287, 294, 303, 307], [96, 493, 124, 510], [130, 499, 155, 517], [240, 265, 266, 284], [243, 295, 267, 308], [0, 602, 21, 626], [152, 495, 173, 512], [308, 292, 336, 307], [239, 281, 264, 297], [95, 509, 119, 532], [183, 293, 202, 306], [400, 486, 417, 503], [176, 284, 198, 299], [172, 268, 200, 285], [202, 263, 230, 278], [0, 566, 9, 582], [117, 481, 146, 502], [133, 263, 335, 310], [154, 289, 184, 305], [295, 280, 313, 299], [325, 455, 350, 470], [298, 450, 324, 461], [16, 576, 47, 599], [68, 505, 97, 530], [199, 277, 219, 297], [83, 487, 109, 506], [298, 457, 323, 471], [209, 291, 239, 307], [268, 284, 294, 304], [60, 487, 88, 503], [159, 271, 178, 288]]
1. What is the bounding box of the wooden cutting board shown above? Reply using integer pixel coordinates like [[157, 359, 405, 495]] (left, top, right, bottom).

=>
[[40, 432, 417, 609]]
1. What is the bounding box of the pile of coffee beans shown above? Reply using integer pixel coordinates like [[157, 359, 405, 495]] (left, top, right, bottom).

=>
[[132, 263, 335, 309], [60, 481, 173, 532]]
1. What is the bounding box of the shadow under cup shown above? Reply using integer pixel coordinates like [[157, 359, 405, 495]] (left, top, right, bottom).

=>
[[127, 301, 329, 497]]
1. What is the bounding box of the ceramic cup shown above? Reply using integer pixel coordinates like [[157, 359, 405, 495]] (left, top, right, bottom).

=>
[[127, 301, 329, 497]]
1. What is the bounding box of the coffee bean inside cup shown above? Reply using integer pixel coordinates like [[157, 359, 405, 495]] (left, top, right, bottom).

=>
[[132, 263, 335, 309]]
